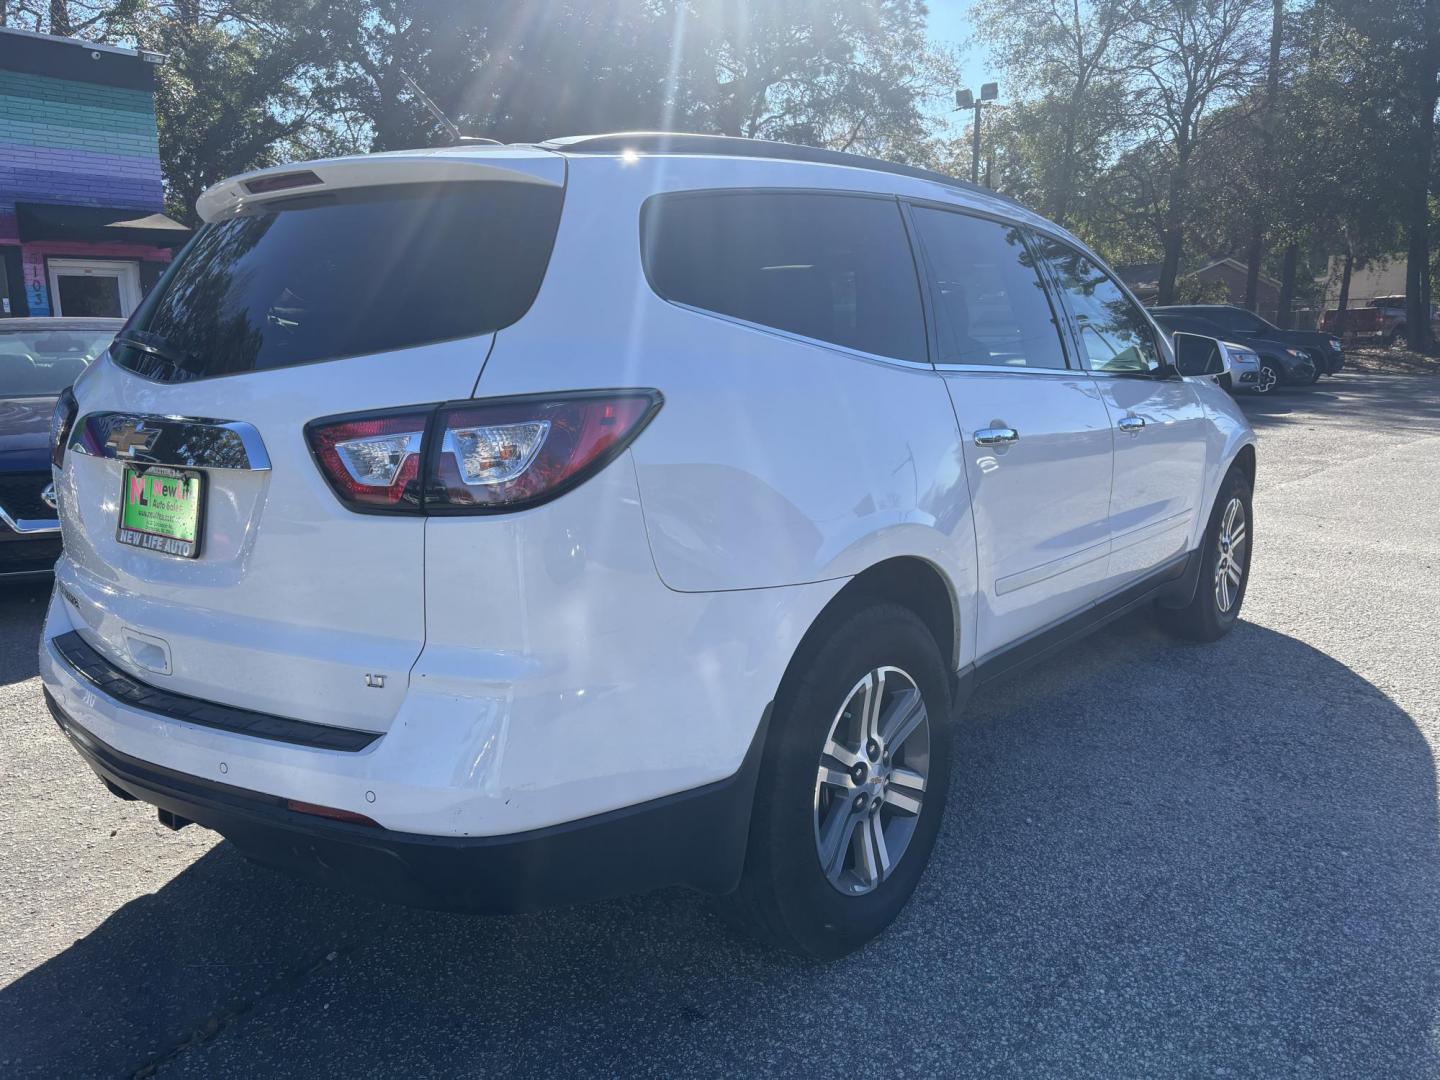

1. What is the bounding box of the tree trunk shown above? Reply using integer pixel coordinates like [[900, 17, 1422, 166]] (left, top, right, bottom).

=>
[[1051, 99, 1079, 226], [1157, 156, 1190, 304], [1276, 242, 1299, 329], [49, 0, 71, 36], [1244, 0, 1285, 314], [1243, 220, 1264, 311], [1335, 248, 1353, 337], [1408, 0, 1439, 351]]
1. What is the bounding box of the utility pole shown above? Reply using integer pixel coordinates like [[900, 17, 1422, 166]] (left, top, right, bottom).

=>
[[955, 83, 999, 186]]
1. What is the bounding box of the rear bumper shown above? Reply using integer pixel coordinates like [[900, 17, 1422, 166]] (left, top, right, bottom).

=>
[[46, 686, 767, 913]]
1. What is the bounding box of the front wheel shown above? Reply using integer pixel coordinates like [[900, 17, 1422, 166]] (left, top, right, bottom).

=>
[[1157, 467, 1253, 642], [1254, 360, 1280, 394], [718, 604, 953, 958]]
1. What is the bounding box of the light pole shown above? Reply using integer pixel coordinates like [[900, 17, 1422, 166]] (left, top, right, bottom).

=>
[[954, 82, 998, 186]]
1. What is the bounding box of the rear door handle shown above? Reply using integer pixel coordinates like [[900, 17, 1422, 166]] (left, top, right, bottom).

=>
[[1117, 416, 1146, 435], [974, 426, 1019, 446]]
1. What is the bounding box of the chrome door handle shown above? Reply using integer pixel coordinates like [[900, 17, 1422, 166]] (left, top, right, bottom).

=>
[[1117, 416, 1146, 435], [974, 426, 1019, 446]]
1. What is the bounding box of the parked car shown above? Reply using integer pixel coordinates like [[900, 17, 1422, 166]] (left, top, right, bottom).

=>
[[1, 317, 121, 581], [1218, 340, 1267, 393], [40, 134, 1256, 958], [1153, 304, 1342, 384], [1320, 295, 1440, 348]]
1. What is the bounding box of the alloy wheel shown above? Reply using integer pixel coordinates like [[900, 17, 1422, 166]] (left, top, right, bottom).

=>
[[1254, 364, 1278, 394], [1214, 496, 1248, 613], [813, 666, 931, 896]]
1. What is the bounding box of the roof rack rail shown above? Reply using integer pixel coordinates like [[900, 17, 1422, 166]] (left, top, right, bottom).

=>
[[537, 132, 1022, 208]]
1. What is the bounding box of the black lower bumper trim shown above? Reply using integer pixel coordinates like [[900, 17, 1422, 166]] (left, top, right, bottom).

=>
[[51, 630, 379, 752], [45, 688, 767, 913]]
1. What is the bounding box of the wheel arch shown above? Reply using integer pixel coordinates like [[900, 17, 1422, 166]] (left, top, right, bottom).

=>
[[776, 557, 961, 712], [1230, 442, 1256, 489]]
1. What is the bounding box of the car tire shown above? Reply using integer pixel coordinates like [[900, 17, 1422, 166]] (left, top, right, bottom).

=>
[[718, 603, 953, 958], [1304, 359, 1323, 385], [1389, 326, 1406, 349], [1254, 360, 1280, 394], [1157, 466, 1253, 643]]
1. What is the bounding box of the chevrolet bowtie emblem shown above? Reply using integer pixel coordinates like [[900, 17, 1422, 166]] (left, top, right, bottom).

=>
[[105, 420, 161, 459]]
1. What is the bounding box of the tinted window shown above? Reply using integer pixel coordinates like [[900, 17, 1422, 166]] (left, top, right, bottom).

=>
[[909, 207, 1068, 369], [0, 327, 115, 396], [641, 192, 926, 363], [1035, 238, 1160, 374], [1205, 307, 1265, 334], [113, 183, 564, 382]]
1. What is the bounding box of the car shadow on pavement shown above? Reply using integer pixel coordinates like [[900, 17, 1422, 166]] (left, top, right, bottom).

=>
[[0, 580, 49, 686], [1240, 373, 1440, 431], [4, 612, 1439, 1078]]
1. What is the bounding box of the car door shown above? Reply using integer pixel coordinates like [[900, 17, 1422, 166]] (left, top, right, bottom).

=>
[[905, 203, 1114, 660], [1032, 235, 1210, 588]]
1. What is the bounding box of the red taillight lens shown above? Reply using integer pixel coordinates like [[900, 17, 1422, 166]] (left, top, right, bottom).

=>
[[306, 410, 429, 511], [50, 387, 78, 469], [427, 391, 661, 512], [304, 392, 662, 515]]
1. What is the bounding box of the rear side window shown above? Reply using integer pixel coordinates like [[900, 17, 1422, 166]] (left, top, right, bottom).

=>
[[641, 192, 927, 364], [113, 182, 564, 381], [907, 206, 1068, 369]]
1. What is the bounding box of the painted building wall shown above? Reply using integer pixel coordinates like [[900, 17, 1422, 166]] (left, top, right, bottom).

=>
[[0, 33, 174, 317]]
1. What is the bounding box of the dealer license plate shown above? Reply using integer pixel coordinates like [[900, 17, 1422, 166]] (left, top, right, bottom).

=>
[[116, 467, 204, 559]]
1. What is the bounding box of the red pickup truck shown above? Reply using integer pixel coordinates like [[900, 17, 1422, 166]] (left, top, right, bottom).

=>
[[1322, 295, 1440, 346]]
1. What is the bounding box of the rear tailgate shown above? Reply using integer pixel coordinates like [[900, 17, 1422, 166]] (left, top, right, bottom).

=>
[[54, 149, 565, 734]]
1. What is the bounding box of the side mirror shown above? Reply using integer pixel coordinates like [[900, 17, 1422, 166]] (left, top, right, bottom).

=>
[[1172, 332, 1230, 378]]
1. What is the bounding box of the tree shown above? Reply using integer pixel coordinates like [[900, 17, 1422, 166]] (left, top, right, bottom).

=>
[[1240, 0, 1282, 313], [1128, 0, 1265, 303], [123, 1, 333, 223], [970, 0, 1137, 225]]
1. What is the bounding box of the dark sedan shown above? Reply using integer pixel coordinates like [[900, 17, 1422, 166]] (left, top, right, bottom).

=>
[[1, 317, 121, 581], [1152, 304, 1345, 386]]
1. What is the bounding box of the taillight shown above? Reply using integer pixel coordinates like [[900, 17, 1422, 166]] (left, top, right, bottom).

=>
[[305, 391, 661, 515], [428, 391, 661, 512], [306, 410, 429, 512], [50, 387, 78, 469]]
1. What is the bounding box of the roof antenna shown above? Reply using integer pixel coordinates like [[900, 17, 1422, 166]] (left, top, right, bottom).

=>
[[398, 70, 500, 146]]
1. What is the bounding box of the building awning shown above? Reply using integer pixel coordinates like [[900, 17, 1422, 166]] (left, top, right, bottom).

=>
[[16, 203, 190, 247]]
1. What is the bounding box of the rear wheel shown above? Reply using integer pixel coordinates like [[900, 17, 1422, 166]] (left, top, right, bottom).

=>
[[1158, 466, 1252, 642], [719, 604, 952, 958]]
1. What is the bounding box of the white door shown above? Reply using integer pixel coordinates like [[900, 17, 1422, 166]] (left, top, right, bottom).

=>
[[47, 258, 142, 318], [1032, 236, 1210, 586], [906, 204, 1116, 660]]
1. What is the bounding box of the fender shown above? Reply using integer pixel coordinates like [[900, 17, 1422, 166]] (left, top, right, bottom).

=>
[[1188, 378, 1258, 552]]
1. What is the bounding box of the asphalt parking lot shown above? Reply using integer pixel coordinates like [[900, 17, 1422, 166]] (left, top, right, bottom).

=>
[[3, 373, 1439, 1078]]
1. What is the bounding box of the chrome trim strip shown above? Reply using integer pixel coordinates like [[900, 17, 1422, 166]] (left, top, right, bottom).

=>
[[69, 413, 272, 471], [0, 503, 61, 534], [934, 363, 1081, 376]]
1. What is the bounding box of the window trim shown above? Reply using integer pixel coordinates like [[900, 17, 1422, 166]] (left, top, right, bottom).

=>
[[900, 198, 1077, 374], [1029, 231, 1174, 380], [638, 187, 935, 369]]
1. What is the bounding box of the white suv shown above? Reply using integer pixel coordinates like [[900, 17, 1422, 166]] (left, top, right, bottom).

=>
[[40, 134, 1255, 957]]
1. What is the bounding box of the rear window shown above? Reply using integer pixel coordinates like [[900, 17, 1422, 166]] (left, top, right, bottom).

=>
[[641, 191, 927, 364], [113, 182, 564, 381]]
